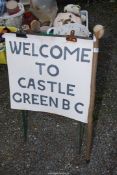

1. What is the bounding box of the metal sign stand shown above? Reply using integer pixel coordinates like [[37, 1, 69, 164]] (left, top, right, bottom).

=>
[[17, 30, 99, 161]]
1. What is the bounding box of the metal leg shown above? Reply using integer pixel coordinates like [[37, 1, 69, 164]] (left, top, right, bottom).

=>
[[22, 110, 28, 141], [78, 122, 85, 154]]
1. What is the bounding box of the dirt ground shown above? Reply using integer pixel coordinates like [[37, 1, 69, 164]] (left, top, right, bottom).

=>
[[0, 1, 117, 175]]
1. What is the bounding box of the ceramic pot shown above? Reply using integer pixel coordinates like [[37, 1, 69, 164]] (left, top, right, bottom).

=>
[[6, 0, 20, 15]]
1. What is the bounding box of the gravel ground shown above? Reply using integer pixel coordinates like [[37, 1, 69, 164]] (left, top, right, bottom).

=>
[[0, 2, 117, 175]]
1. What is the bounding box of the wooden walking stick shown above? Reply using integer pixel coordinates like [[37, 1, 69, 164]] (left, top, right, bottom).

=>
[[86, 25, 104, 162]]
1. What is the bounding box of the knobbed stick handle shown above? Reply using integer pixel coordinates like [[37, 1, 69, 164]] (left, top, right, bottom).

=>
[[86, 36, 99, 162], [86, 25, 104, 162], [93, 24, 105, 39]]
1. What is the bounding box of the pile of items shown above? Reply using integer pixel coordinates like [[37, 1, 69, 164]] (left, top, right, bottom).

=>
[[0, 0, 24, 27], [22, 2, 89, 37], [0, 0, 89, 35], [47, 4, 89, 37], [0, 0, 91, 64], [0, 0, 24, 63]]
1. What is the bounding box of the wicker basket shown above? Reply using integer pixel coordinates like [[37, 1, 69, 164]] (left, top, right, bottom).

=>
[[0, 3, 24, 28]]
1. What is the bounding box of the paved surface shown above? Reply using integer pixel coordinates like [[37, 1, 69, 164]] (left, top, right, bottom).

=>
[[0, 2, 117, 175]]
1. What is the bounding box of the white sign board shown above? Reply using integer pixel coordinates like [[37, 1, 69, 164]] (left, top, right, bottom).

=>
[[5, 33, 93, 123]]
